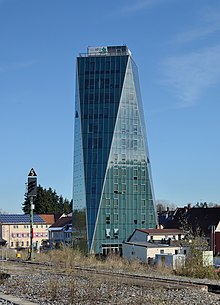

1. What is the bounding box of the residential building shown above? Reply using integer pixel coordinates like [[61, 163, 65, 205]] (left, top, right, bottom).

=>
[[48, 215, 72, 247], [122, 242, 187, 263], [128, 228, 185, 244], [165, 207, 220, 255], [73, 45, 158, 255], [122, 227, 187, 263], [0, 214, 54, 249]]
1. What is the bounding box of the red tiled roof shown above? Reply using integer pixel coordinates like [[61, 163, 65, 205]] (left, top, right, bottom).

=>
[[39, 214, 55, 224]]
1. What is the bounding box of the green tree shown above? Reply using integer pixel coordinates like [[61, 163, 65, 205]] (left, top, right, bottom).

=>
[[22, 185, 72, 214]]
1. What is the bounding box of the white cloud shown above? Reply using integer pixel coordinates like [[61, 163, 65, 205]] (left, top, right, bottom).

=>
[[0, 60, 38, 73], [161, 45, 220, 108], [175, 7, 220, 44], [176, 24, 220, 45], [119, 0, 165, 15]]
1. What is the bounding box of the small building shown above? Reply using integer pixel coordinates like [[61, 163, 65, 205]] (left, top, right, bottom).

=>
[[122, 241, 187, 263], [128, 228, 185, 244], [122, 228, 188, 263], [48, 215, 72, 247], [0, 214, 54, 249], [155, 253, 185, 270], [202, 250, 213, 266]]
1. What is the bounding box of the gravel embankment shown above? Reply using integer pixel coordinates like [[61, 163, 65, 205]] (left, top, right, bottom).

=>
[[0, 272, 220, 305]]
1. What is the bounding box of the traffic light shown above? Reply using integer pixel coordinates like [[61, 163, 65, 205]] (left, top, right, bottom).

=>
[[28, 177, 37, 197]]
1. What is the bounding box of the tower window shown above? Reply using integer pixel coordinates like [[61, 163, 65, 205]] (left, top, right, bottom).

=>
[[114, 199, 118, 207], [105, 228, 111, 238], [106, 199, 110, 207], [114, 228, 119, 238], [106, 215, 110, 224], [114, 168, 118, 176], [141, 199, 146, 208]]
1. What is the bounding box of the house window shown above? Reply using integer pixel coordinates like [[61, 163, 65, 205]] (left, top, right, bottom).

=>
[[175, 250, 178, 254], [134, 219, 137, 224], [114, 184, 118, 194], [11, 242, 13, 247], [122, 183, 126, 193], [160, 250, 164, 254], [114, 214, 118, 224]]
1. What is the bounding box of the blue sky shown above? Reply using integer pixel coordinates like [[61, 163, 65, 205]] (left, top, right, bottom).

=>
[[0, 0, 220, 213]]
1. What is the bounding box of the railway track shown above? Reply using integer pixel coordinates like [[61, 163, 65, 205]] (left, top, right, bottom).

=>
[[2, 259, 220, 294]]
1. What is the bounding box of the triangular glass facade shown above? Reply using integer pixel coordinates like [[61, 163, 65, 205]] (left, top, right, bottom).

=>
[[73, 46, 157, 254]]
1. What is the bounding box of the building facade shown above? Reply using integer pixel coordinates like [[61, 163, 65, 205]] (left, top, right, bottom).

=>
[[48, 215, 72, 247], [0, 214, 54, 249], [73, 45, 157, 255]]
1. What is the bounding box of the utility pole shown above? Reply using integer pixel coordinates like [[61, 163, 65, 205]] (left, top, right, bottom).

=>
[[27, 168, 37, 260]]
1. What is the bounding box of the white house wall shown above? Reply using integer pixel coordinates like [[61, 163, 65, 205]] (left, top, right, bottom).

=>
[[122, 243, 188, 263], [122, 243, 147, 262], [147, 246, 186, 259], [215, 221, 220, 232]]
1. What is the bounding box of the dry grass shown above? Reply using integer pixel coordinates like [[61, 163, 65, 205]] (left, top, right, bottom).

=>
[[17, 242, 219, 281]]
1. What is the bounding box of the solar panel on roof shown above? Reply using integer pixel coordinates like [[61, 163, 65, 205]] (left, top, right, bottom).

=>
[[0, 214, 45, 223]]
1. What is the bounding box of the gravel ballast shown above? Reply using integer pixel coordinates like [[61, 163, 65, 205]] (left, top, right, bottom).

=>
[[0, 272, 220, 305]]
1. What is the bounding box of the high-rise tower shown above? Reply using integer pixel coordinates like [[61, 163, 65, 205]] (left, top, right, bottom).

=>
[[73, 46, 157, 255]]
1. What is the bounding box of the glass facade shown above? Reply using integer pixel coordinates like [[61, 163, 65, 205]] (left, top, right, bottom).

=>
[[73, 46, 157, 255]]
